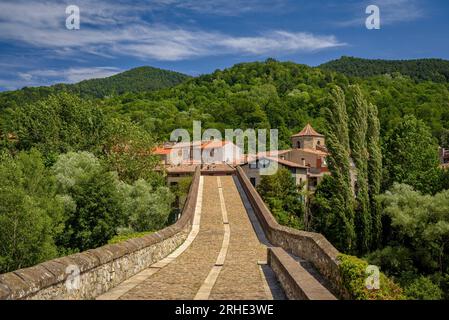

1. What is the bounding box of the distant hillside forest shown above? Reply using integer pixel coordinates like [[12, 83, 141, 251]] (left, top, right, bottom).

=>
[[1, 58, 449, 299], [321, 56, 449, 83], [0, 66, 190, 108]]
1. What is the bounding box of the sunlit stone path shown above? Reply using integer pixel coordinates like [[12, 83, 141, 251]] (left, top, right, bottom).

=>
[[97, 175, 284, 300]]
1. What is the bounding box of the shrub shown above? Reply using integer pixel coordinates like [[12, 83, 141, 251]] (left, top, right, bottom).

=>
[[404, 276, 443, 300], [338, 254, 404, 300]]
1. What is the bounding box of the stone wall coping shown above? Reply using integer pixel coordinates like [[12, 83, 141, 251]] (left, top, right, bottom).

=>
[[236, 166, 339, 261], [236, 166, 344, 298], [0, 166, 201, 300], [268, 247, 337, 300]]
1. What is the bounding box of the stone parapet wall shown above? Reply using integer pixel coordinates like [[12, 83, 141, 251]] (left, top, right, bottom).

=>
[[268, 247, 336, 300], [0, 167, 201, 300], [236, 167, 349, 299]]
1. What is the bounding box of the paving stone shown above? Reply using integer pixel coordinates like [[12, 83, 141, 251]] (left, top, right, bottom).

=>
[[102, 175, 285, 300]]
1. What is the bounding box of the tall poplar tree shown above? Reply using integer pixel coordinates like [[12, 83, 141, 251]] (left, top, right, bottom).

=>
[[349, 85, 371, 254], [367, 102, 383, 249], [322, 85, 356, 252]]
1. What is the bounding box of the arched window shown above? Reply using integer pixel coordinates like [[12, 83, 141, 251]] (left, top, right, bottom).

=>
[[297, 141, 301, 149], [317, 140, 321, 146]]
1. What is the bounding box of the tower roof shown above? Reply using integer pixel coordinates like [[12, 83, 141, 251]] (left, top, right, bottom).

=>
[[292, 123, 324, 137]]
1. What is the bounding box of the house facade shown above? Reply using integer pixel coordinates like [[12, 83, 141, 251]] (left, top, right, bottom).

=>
[[240, 124, 330, 191], [153, 124, 360, 194], [154, 140, 243, 166]]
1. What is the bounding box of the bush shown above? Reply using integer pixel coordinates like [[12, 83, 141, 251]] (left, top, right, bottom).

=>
[[404, 276, 443, 300], [365, 246, 417, 278], [119, 179, 175, 232], [338, 254, 404, 300]]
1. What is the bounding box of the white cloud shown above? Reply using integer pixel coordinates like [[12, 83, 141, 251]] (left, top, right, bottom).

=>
[[221, 31, 345, 54], [0, 0, 345, 61], [152, 0, 288, 16], [0, 67, 122, 90]]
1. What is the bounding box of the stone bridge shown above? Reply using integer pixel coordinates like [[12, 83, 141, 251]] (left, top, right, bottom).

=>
[[0, 167, 346, 300]]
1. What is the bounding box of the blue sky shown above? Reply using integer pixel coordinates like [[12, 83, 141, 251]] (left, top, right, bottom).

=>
[[0, 0, 448, 91]]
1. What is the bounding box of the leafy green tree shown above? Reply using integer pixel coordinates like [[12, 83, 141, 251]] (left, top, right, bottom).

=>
[[378, 184, 449, 274], [257, 167, 303, 229], [119, 179, 175, 232], [349, 85, 371, 253], [103, 117, 159, 184], [383, 116, 441, 194], [4, 93, 106, 164], [0, 149, 65, 273], [52, 152, 124, 252]]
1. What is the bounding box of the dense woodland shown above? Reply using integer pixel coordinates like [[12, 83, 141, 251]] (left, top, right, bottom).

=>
[[0, 66, 189, 108], [1, 57, 449, 299], [321, 56, 449, 83]]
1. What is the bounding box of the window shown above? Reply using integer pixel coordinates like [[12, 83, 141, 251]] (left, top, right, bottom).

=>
[[210, 149, 215, 157], [317, 140, 321, 146], [297, 141, 301, 148]]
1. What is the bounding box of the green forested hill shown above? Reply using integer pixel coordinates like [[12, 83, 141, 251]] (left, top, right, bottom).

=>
[[2, 58, 449, 147], [72, 66, 190, 97], [0, 66, 190, 109], [320, 56, 449, 82], [99, 59, 449, 147]]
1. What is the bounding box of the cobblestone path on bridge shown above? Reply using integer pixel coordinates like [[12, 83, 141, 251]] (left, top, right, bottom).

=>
[[97, 175, 284, 300]]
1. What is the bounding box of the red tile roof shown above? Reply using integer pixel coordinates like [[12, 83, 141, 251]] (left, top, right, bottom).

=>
[[153, 147, 171, 155], [153, 140, 235, 155], [243, 155, 308, 169], [266, 156, 308, 169], [299, 148, 328, 156], [292, 123, 324, 137]]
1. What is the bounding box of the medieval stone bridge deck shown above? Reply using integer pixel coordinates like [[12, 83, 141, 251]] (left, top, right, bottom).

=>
[[97, 175, 285, 300], [0, 169, 339, 300]]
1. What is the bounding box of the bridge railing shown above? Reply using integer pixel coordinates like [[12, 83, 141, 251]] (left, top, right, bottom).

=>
[[0, 166, 201, 300], [236, 166, 349, 299]]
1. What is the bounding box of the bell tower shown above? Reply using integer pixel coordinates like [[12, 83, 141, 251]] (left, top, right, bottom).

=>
[[291, 124, 325, 150]]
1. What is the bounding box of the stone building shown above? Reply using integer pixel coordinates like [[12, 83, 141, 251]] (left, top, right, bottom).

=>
[[154, 124, 347, 193], [240, 124, 330, 192]]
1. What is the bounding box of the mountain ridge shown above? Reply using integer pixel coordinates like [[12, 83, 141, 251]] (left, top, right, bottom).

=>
[[0, 66, 190, 108], [320, 56, 449, 82]]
